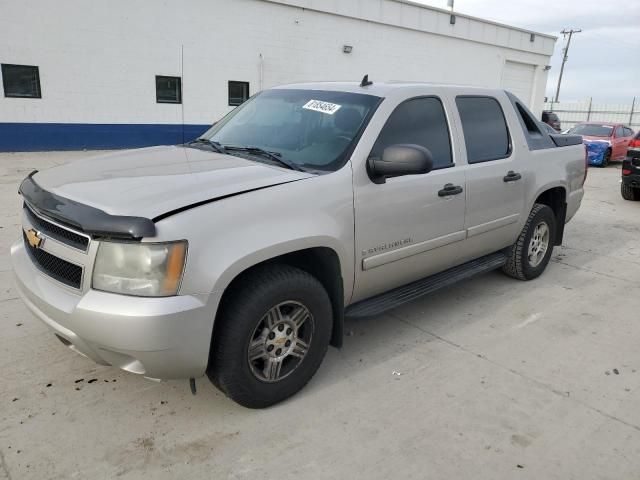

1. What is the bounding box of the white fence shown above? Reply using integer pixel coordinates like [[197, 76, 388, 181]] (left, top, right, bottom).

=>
[[543, 98, 639, 130]]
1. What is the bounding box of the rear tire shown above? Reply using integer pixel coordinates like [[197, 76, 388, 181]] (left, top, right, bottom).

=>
[[621, 183, 640, 201], [502, 204, 557, 281], [208, 264, 332, 408]]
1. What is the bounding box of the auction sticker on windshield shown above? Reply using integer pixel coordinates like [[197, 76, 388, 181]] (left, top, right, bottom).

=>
[[303, 100, 342, 115]]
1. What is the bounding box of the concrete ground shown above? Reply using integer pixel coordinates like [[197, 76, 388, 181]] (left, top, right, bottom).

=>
[[1, 151, 639, 480]]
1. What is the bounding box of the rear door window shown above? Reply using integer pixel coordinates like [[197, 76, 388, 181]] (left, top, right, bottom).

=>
[[370, 97, 453, 169], [456, 96, 511, 163]]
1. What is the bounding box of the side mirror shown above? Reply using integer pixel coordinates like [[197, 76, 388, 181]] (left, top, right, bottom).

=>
[[368, 144, 433, 184]]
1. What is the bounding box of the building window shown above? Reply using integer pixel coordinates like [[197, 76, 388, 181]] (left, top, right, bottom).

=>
[[156, 75, 181, 104], [228, 81, 249, 106], [1, 64, 41, 98]]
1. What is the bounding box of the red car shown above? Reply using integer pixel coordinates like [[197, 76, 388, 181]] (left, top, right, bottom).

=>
[[568, 122, 635, 166]]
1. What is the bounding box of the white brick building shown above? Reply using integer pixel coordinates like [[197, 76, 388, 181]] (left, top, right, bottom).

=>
[[0, 0, 556, 150]]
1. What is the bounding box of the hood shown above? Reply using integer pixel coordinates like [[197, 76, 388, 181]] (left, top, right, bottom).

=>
[[32, 146, 314, 219]]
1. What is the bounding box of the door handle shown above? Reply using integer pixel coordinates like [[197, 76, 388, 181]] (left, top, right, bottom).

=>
[[438, 183, 463, 197], [503, 171, 522, 182]]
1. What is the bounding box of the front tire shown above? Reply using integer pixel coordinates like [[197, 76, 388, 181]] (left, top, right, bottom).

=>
[[600, 148, 611, 168], [208, 265, 332, 408], [502, 204, 557, 280], [621, 183, 640, 201]]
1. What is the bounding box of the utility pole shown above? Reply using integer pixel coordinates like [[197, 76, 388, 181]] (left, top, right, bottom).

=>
[[554, 28, 581, 103]]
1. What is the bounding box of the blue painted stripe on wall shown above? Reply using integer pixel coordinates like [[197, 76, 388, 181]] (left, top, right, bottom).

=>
[[0, 123, 212, 151]]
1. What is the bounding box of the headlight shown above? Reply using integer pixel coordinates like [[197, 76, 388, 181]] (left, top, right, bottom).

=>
[[92, 241, 187, 297]]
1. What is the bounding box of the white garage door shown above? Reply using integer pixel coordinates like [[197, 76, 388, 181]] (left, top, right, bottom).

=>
[[502, 61, 535, 107]]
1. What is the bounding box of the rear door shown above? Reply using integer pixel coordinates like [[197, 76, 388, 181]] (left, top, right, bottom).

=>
[[453, 95, 525, 254]]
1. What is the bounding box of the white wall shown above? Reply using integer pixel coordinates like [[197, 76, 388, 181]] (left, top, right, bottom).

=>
[[0, 0, 554, 126]]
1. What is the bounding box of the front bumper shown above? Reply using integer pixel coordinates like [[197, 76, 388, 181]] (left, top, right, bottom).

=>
[[11, 239, 218, 379]]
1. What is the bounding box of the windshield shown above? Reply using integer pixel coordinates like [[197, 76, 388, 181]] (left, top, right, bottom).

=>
[[199, 89, 381, 172], [569, 124, 613, 137]]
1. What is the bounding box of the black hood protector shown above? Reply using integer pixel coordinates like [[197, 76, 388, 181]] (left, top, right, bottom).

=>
[[19, 171, 304, 240], [20, 172, 156, 239]]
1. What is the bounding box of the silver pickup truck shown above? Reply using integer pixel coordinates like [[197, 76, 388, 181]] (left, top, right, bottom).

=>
[[11, 80, 586, 408]]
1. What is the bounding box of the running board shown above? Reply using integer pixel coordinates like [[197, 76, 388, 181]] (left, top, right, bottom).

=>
[[345, 252, 507, 318]]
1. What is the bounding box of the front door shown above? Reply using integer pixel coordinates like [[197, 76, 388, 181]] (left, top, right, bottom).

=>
[[352, 95, 467, 302]]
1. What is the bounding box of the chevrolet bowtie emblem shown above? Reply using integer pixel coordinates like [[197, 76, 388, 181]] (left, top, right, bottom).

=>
[[26, 229, 42, 249]]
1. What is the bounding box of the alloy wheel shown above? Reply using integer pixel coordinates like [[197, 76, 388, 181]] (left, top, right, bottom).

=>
[[527, 221, 550, 268], [247, 301, 314, 383]]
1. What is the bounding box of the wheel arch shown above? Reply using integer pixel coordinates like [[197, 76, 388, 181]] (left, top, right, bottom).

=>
[[533, 184, 567, 245], [211, 245, 346, 354]]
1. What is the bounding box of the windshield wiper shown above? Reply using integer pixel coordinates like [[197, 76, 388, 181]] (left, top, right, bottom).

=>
[[186, 138, 226, 154], [224, 146, 305, 172]]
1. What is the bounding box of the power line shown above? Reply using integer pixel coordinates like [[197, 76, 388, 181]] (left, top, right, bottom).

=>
[[554, 28, 581, 103]]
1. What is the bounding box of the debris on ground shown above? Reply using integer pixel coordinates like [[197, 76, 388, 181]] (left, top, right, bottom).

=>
[[87, 378, 98, 384]]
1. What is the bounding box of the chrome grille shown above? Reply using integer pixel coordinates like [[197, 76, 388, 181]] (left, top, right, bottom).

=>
[[23, 204, 89, 251]]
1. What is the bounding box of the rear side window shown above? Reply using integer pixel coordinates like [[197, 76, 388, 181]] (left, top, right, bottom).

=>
[[456, 96, 511, 163], [506, 91, 554, 150], [371, 97, 453, 169], [624, 127, 634, 137]]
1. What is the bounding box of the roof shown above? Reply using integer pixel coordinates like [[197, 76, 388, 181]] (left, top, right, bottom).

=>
[[274, 81, 503, 97]]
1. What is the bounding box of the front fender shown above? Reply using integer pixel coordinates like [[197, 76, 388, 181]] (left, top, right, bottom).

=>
[[152, 168, 355, 303], [210, 235, 350, 298]]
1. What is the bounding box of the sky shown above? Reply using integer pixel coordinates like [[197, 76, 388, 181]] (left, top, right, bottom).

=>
[[414, 0, 639, 103]]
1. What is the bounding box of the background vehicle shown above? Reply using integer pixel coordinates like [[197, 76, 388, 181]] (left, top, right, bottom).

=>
[[542, 110, 562, 131], [622, 131, 640, 201], [11, 82, 586, 408], [568, 122, 635, 167]]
